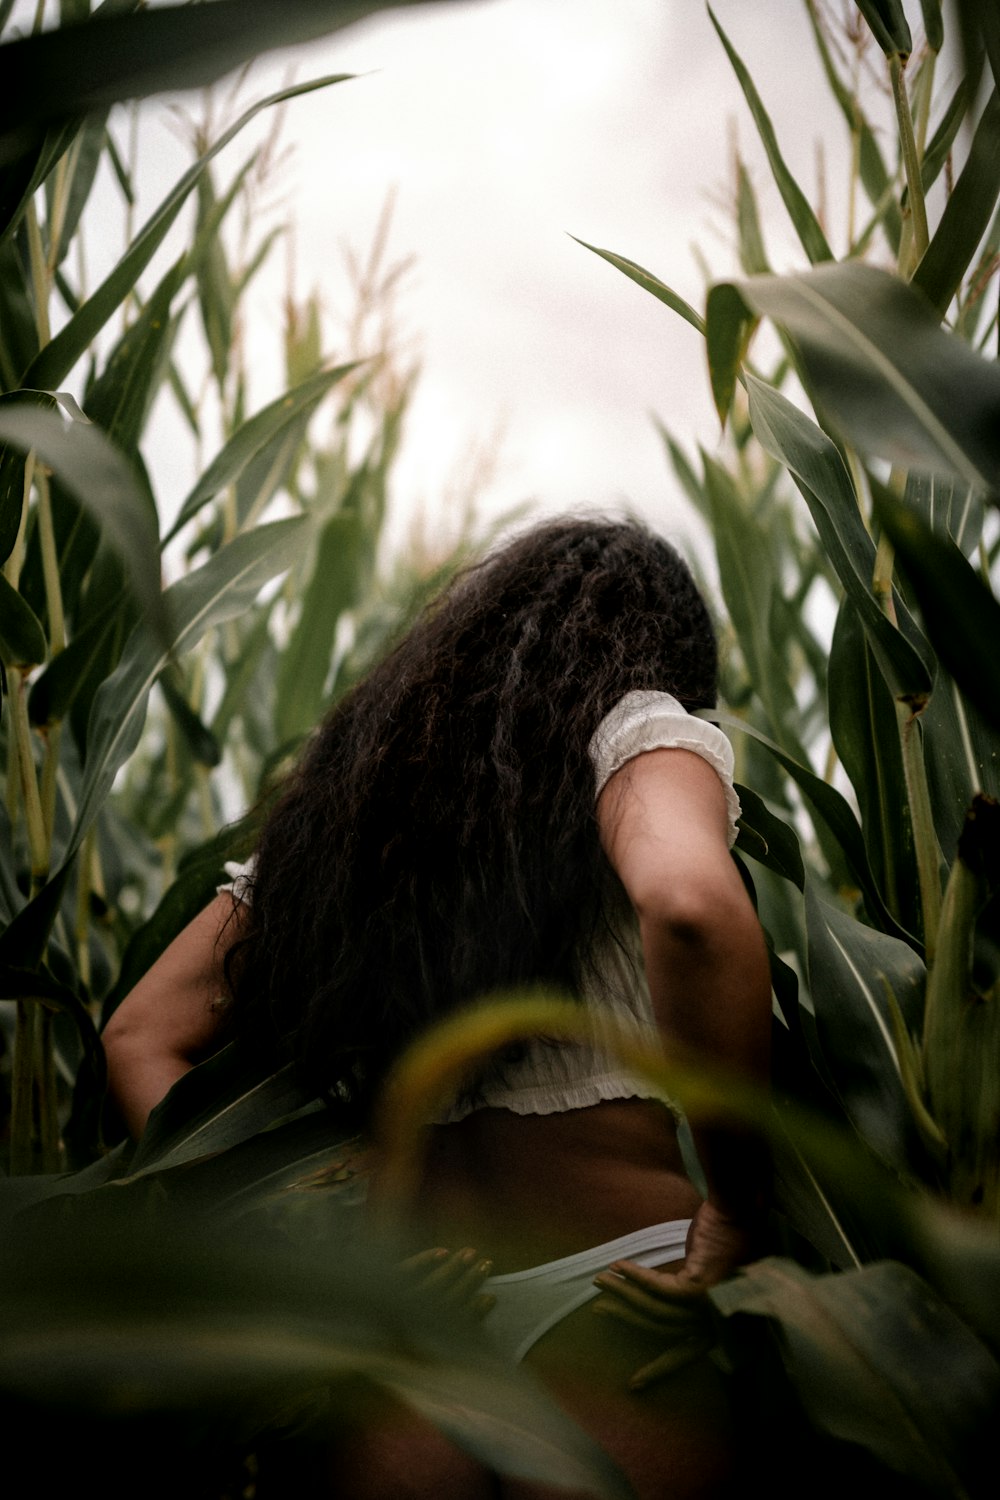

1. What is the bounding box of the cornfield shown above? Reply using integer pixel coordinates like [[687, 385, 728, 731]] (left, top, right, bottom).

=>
[[1, 2, 998, 1496]]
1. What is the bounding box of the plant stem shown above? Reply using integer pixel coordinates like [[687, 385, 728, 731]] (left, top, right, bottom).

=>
[[896, 700, 942, 965], [11, 670, 49, 889], [10, 1001, 37, 1175], [36, 467, 66, 654], [25, 198, 51, 346], [890, 53, 929, 274]]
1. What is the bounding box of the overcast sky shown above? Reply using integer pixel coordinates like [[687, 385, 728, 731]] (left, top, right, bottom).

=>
[[27, 2, 939, 559]]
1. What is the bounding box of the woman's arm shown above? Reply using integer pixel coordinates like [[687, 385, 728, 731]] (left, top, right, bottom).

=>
[[596, 746, 772, 1282], [102, 892, 245, 1140]]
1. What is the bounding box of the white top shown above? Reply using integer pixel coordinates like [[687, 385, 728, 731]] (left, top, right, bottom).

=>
[[219, 690, 741, 1120]]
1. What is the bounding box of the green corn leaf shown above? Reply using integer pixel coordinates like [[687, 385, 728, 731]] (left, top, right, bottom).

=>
[[19, 75, 351, 393], [0, 1218, 631, 1500], [570, 236, 704, 334], [735, 157, 769, 275], [716, 263, 1000, 495], [0, 403, 167, 645], [711, 1259, 998, 1495], [0, 572, 46, 667], [0, 1, 432, 132], [708, 7, 833, 266], [873, 485, 1000, 732], [194, 169, 234, 393], [28, 595, 119, 725], [804, 0, 902, 253], [273, 506, 365, 744], [805, 879, 926, 1173], [0, 389, 58, 565], [158, 663, 221, 768], [922, 673, 1000, 862], [900, 468, 983, 557], [829, 601, 921, 939], [913, 90, 1000, 315], [917, 74, 970, 200], [705, 282, 756, 425], [0, 119, 78, 244], [855, 0, 913, 58], [708, 709, 918, 946], [745, 374, 934, 701], [69, 515, 308, 868], [922, 798, 1000, 1214], [209, 607, 276, 743], [164, 362, 359, 544], [49, 109, 109, 267], [733, 783, 805, 890], [920, 0, 944, 52], [83, 254, 185, 451], [0, 239, 39, 393], [701, 456, 806, 759]]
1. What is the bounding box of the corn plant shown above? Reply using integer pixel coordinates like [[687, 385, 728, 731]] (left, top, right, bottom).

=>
[[573, 1, 1000, 1489]]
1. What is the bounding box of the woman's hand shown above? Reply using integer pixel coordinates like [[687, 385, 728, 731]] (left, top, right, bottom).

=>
[[401, 1246, 496, 1322], [591, 1201, 761, 1390]]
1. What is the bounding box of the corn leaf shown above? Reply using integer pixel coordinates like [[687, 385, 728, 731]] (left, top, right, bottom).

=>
[[733, 783, 805, 890], [828, 601, 920, 939], [709, 710, 918, 946], [913, 89, 1000, 315], [854, 0, 913, 58], [70, 516, 309, 866], [0, 404, 166, 645], [873, 485, 1000, 732], [746, 374, 934, 701], [571, 236, 705, 334], [712, 1259, 998, 1496], [708, 7, 833, 266], [705, 282, 756, 424], [0, 240, 38, 393], [718, 263, 1000, 495], [164, 363, 359, 543], [0, 1217, 631, 1500], [805, 879, 926, 1172], [19, 75, 351, 393], [28, 596, 120, 725], [0, 573, 46, 667], [0, 1, 433, 132]]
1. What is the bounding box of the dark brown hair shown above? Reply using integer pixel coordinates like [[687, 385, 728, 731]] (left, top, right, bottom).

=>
[[226, 517, 716, 1122]]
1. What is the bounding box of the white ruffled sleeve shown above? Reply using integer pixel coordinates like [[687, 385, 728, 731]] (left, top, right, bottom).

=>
[[588, 690, 742, 848], [217, 854, 256, 904]]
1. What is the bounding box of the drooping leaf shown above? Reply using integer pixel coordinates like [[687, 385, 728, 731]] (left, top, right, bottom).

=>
[[0, 1215, 631, 1500], [0, 238, 38, 392], [570, 236, 705, 335], [0, 1, 429, 132], [873, 484, 1000, 732], [0, 403, 167, 645], [733, 783, 805, 890], [913, 89, 1000, 315], [27, 595, 120, 726], [705, 282, 756, 425], [745, 373, 934, 702], [0, 572, 46, 667], [716, 263, 1000, 494], [707, 709, 918, 946], [854, 0, 913, 58], [805, 880, 926, 1172], [49, 108, 109, 267], [708, 7, 833, 266], [158, 664, 221, 768], [712, 1258, 998, 1495]]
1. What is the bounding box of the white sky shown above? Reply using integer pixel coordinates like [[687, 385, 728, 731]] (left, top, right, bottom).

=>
[[20, 2, 941, 559]]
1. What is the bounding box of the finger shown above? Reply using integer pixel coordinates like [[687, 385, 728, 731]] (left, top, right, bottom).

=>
[[604, 1260, 709, 1303], [593, 1269, 709, 1318], [629, 1336, 715, 1392], [401, 1248, 451, 1274], [471, 1292, 497, 1321], [591, 1294, 670, 1336]]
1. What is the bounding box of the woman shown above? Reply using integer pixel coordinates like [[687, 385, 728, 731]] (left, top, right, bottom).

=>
[[103, 518, 771, 1498]]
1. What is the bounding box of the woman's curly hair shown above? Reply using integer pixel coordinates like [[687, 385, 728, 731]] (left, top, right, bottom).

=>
[[225, 517, 717, 1122]]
